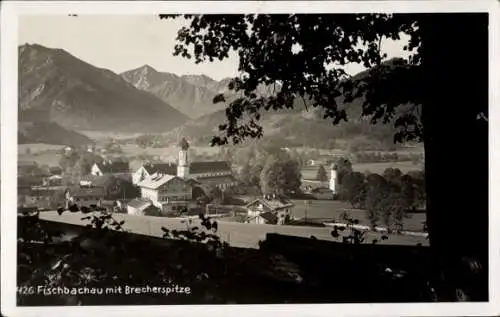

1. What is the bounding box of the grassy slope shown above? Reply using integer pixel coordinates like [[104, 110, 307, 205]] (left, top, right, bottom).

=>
[[18, 122, 92, 146]]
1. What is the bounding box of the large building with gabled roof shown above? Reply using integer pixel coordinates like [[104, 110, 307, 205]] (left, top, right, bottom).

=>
[[132, 138, 237, 190], [135, 173, 198, 213], [130, 138, 236, 215]]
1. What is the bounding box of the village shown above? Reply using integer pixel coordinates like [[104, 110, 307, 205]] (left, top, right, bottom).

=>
[[18, 134, 429, 247], [18, 138, 343, 225]]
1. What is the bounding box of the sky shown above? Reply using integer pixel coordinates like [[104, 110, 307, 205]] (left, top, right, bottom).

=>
[[18, 15, 410, 80]]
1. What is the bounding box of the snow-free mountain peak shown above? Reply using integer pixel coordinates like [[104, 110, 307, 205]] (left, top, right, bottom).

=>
[[19, 43, 189, 138]]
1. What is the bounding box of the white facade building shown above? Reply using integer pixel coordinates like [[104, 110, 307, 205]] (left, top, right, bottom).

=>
[[329, 164, 339, 195]]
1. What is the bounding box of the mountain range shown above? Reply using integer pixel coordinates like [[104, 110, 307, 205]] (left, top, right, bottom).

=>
[[120, 65, 230, 118], [18, 43, 411, 150], [120, 65, 277, 119], [18, 43, 189, 144]]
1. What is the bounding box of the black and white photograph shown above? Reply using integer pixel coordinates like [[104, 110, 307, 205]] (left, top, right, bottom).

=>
[[1, 1, 499, 316]]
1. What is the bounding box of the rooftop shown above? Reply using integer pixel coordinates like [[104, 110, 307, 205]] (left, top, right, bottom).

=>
[[96, 160, 130, 173], [137, 173, 183, 190], [190, 161, 232, 174], [127, 198, 152, 209], [143, 162, 177, 175], [195, 174, 237, 185], [246, 197, 295, 211]]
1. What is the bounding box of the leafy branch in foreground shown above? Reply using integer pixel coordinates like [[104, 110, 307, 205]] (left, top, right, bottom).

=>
[[160, 14, 423, 146]]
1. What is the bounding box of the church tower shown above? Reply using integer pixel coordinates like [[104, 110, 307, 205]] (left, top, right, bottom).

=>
[[177, 138, 190, 179], [329, 164, 338, 195]]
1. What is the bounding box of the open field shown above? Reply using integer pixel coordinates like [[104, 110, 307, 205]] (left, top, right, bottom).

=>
[[39, 211, 429, 248], [119, 144, 221, 160], [18, 152, 62, 167], [352, 161, 423, 174], [289, 199, 426, 232], [18, 143, 63, 154], [76, 130, 143, 141], [18, 144, 64, 167]]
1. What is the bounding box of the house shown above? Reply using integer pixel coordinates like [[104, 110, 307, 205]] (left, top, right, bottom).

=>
[[126, 198, 161, 216], [63, 145, 73, 154], [248, 211, 279, 225], [79, 175, 112, 188], [245, 196, 295, 225], [127, 198, 152, 215], [43, 174, 63, 187], [136, 173, 196, 214], [132, 162, 177, 185], [190, 162, 238, 190], [49, 166, 63, 176], [66, 187, 106, 208], [91, 160, 130, 177]]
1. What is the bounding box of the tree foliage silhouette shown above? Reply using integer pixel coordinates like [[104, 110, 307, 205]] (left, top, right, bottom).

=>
[[160, 14, 422, 145], [161, 13, 489, 301]]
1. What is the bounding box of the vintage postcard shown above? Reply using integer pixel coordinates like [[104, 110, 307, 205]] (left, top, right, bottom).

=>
[[1, 1, 499, 316]]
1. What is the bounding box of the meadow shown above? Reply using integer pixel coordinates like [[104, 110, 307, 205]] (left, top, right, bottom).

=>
[[18, 143, 63, 154], [352, 161, 423, 174], [18, 144, 63, 167], [289, 199, 426, 232], [235, 197, 426, 233]]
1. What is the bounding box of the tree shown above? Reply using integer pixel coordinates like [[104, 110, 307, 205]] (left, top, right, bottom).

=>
[[77, 153, 101, 176], [260, 156, 281, 195], [237, 162, 252, 187], [288, 148, 304, 167], [335, 157, 353, 185], [364, 173, 389, 228], [101, 175, 139, 200], [260, 153, 301, 196], [59, 150, 79, 173], [206, 185, 223, 204], [379, 190, 403, 233], [316, 164, 328, 182], [102, 176, 121, 199], [407, 170, 426, 209], [340, 171, 366, 208], [163, 13, 489, 300], [136, 135, 152, 149], [383, 167, 403, 184], [400, 174, 419, 211]]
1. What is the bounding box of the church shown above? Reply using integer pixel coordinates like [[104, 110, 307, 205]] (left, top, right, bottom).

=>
[[132, 138, 237, 189], [128, 139, 237, 215]]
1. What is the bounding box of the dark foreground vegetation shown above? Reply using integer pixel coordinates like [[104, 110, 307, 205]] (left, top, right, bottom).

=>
[[17, 209, 484, 306]]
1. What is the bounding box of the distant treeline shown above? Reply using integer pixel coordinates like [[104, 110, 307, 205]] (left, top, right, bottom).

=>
[[131, 115, 410, 152], [354, 151, 424, 164]]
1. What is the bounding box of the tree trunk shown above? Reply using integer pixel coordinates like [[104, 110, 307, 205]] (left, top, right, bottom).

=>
[[420, 13, 489, 301]]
